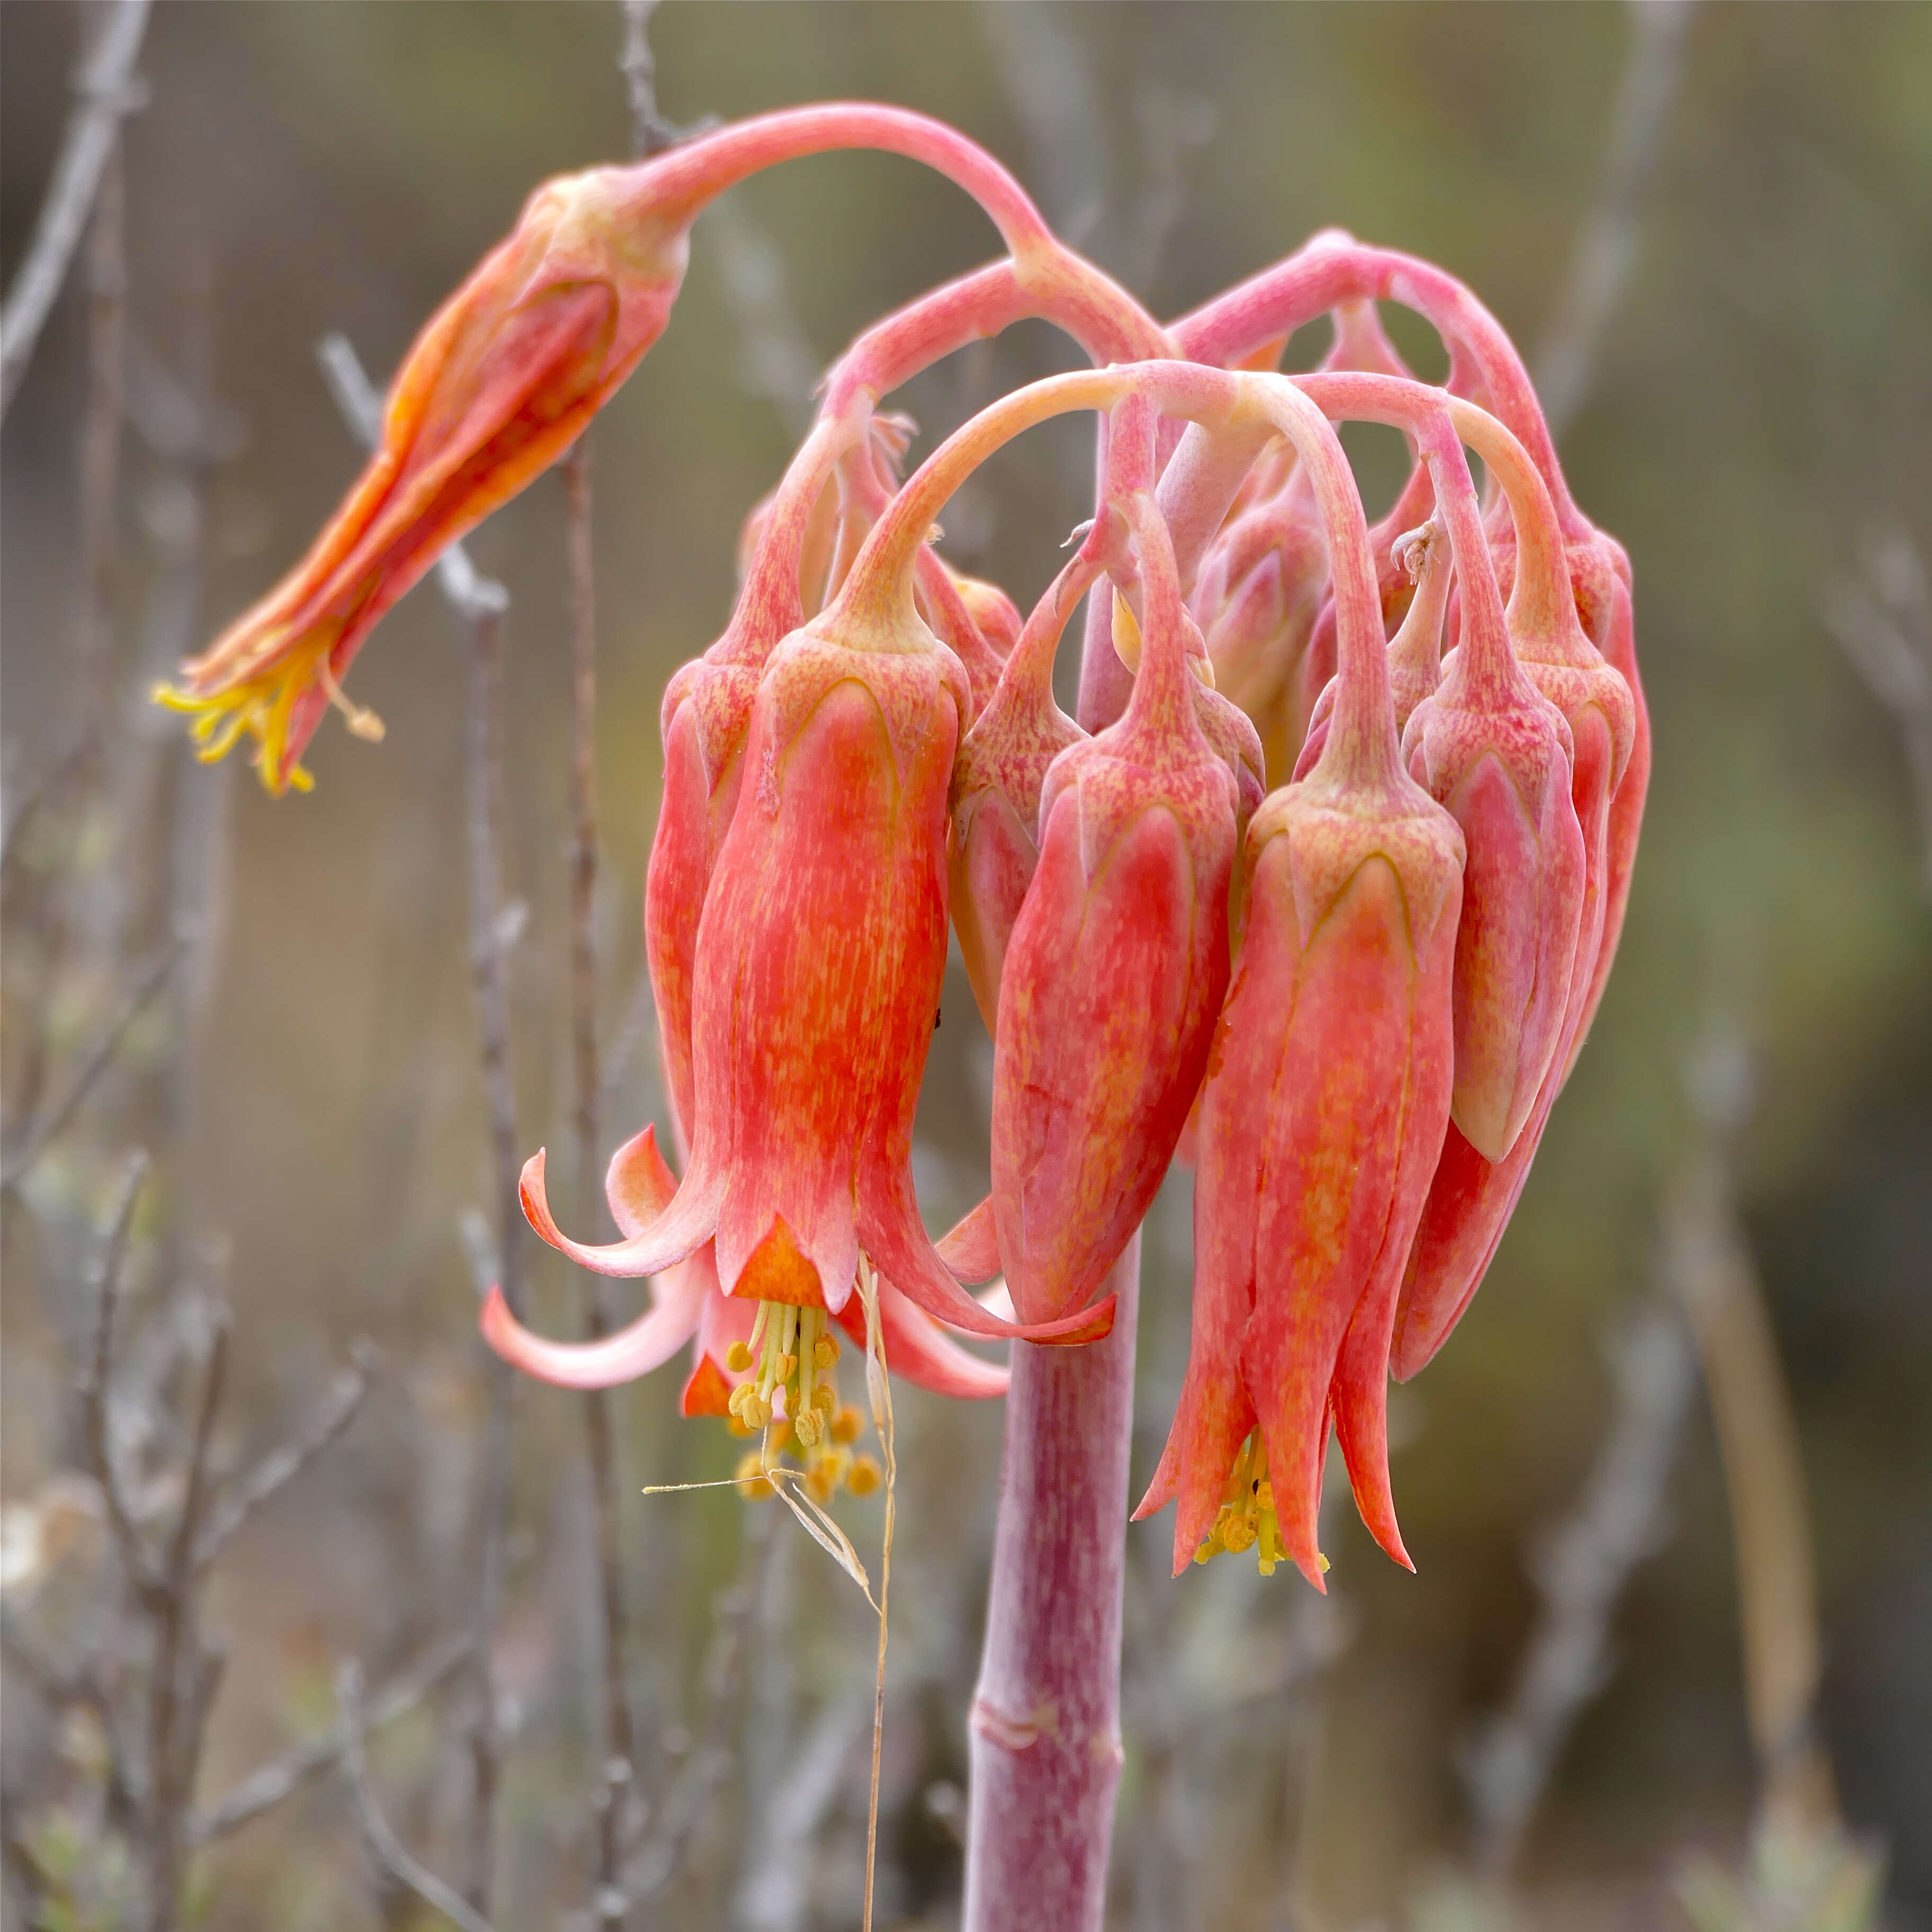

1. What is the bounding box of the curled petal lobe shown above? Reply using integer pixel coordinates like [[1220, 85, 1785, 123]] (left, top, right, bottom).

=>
[[480, 1260, 708, 1390]]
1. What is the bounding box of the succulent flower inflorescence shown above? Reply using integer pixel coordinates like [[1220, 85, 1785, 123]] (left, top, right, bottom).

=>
[[159, 103, 1644, 1578]]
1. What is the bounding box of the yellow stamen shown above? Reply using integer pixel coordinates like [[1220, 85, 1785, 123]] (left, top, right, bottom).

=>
[[721, 1298, 879, 1506]]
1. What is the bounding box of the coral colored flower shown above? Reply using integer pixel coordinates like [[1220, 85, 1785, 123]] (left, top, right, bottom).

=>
[[1388, 405, 1638, 1382], [1136, 375, 1463, 1589], [158, 165, 693, 793], [522, 577, 1115, 1354], [648, 412, 867, 1146], [948, 555, 1095, 1031], [988, 490, 1240, 1326], [1398, 414, 1586, 1162]]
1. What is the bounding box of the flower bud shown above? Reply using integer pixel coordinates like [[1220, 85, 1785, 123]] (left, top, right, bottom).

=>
[[1397, 417, 1586, 1161], [988, 494, 1241, 1325], [947, 557, 1094, 1030], [1389, 413, 1639, 1380]]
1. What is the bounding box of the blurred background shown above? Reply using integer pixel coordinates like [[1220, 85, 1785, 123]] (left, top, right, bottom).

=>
[[3, 3, 1928, 1928]]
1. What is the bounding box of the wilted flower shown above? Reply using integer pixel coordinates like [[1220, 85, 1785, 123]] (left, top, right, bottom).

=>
[[158, 163, 693, 793]]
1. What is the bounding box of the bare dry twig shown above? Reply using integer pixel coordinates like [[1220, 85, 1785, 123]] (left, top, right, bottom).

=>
[[0, 0, 151, 419], [1821, 526, 1932, 897], [189, 1634, 470, 1845], [1, 938, 182, 1195], [337, 1660, 497, 1932], [1535, 0, 1700, 436], [1463, 1296, 1700, 1879], [310, 329, 523, 1916], [191, 1340, 380, 1571]]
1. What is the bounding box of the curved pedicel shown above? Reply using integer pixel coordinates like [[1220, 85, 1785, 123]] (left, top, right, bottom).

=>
[[1175, 233, 1589, 542]]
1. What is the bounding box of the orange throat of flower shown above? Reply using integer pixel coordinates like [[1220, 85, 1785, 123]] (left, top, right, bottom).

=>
[[726, 1299, 881, 1504]]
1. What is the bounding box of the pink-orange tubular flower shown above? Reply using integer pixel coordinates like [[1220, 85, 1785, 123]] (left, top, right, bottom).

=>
[[493, 476, 1116, 1402], [157, 165, 693, 793], [949, 553, 1098, 1032], [1397, 412, 1586, 1163], [1137, 374, 1464, 1589], [646, 412, 867, 1150], [988, 483, 1241, 1326], [1384, 399, 1638, 1382]]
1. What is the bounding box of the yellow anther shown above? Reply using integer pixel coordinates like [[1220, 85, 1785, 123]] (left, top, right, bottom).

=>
[[847, 1454, 882, 1498], [1221, 1514, 1257, 1555], [830, 1403, 864, 1445], [725, 1340, 754, 1373], [792, 1406, 825, 1451], [733, 1451, 775, 1501], [813, 1334, 839, 1371]]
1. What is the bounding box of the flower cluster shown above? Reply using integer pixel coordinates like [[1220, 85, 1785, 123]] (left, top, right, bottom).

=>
[[159, 108, 1644, 1578]]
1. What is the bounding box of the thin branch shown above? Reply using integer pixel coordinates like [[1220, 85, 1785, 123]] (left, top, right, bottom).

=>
[[192, 1339, 379, 1570], [1463, 1295, 1700, 1878], [1535, 0, 1700, 435], [0, 0, 151, 419], [312, 326, 521, 1919], [337, 1661, 497, 1932], [458, 597, 521, 1920], [1, 938, 182, 1194], [312, 336, 508, 623], [1821, 526, 1932, 898], [561, 432, 635, 1926], [619, 0, 680, 159], [77, 1151, 157, 1599], [141, 1307, 230, 1931], [627, 1515, 773, 1900], [189, 1635, 470, 1845], [1667, 1031, 1837, 1832]]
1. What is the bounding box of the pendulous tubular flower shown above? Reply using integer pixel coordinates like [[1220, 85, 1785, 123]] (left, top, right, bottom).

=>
[[988, 472, 1240, 1327], [1136, 374, 1465, 1590]]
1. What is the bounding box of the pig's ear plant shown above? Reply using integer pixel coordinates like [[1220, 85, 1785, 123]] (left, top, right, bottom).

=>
[[160, 102, 1645, 1930]]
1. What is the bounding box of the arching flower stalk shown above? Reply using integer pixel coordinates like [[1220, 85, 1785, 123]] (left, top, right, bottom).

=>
[[158, 107, 1641, 1932]]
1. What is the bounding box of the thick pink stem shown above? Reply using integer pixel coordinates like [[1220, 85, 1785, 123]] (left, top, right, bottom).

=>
[[965, 1238, 1140, 1932]]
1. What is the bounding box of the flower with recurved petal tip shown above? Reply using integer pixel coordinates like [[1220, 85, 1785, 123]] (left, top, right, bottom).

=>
[[512, 545, 1116, 1371], [1135, 373, 1464, 1591]]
